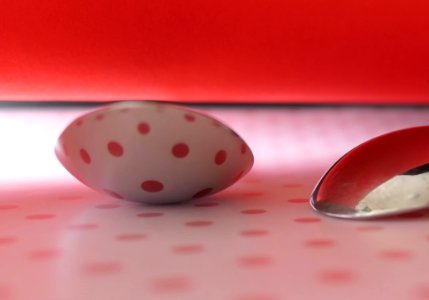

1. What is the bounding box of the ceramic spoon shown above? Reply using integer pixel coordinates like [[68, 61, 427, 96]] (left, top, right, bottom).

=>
[[310, 126, 429, 219]]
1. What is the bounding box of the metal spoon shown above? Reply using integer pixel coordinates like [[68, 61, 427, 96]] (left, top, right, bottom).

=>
[[310, 126, 429, 219]]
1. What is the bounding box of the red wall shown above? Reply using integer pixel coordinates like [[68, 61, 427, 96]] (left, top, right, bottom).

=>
[[0, 0, 428, 103]]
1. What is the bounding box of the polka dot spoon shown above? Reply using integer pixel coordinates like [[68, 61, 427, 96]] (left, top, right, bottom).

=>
[[311, 126, 429, 219], [55, 101, 254, 204]]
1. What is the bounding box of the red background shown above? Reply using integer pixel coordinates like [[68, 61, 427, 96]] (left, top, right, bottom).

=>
[[0, 0, 428, 103]]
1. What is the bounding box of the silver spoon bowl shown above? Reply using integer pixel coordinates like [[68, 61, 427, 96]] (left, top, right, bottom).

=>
[[311, 126, 429, 219]]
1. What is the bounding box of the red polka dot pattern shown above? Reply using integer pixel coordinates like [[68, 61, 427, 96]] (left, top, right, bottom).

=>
[[137, 122, 150, 134], [58, 101, 254, 205], [215, 150, 227, 165], [141, 180, 164, 192], [0, 236, 17, 245], [185, 220, 213, 227], [304, 239, 335, 248], [95, 113, 104, 121], [79, 148, 91, 164], [150, 276, 192, 293], [294, 217, 321, 223], [115, 233, 147, 241], [379, 249, 413, 260], [28, 249, 61, 260], [172, 143, 189, 158], [184, 114, 196, 122], [355, 225, 384, 232], [172, 244, 205, 254], [238, 255, 273, 267], [0, 204, 19, 210], [84, 262, 123, 276], [240, 230, 269, 237], [7, 104, 429, 300], [107, 141, 124, 157], [319, 269, 356, 284], [137, 212, 164, 218], [25, 214, 56, 220]]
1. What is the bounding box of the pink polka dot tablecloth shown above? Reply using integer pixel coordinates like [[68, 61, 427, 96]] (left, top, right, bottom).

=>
[[2, 104, 429, 300]]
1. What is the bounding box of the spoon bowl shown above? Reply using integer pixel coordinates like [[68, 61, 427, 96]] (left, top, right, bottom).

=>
[[311, 126, 429, 219]]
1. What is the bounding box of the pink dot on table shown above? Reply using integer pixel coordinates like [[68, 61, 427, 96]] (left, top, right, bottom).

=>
[[75, 118, 83, 126], [25, 213, 56, 220], [137, 212, 164, 218], [192, 188, 213, 199], [137, 122, 151, 135], [238, 255, 273, 267], [185, 220, 213, 227], [240, 229, 269, 237], [141, 180, 164, 192], [355, 225, 384, 232], [0, 204, 19, 210], [241, 209, 267, 215], [150, 276, 192, 294], [241, 143, 247, 154], [103, 189, 124, 199], [95, 113, 104, 120], [379, 249, 413, 260], [0, 236, 17, 245], [68, 223, 99, 230], [287, 198, 308, 203], [116, 233, 147, 241], [184, 114, 196, 122], [172, 143, 189, 158], [304, 239, 335, 248], [194, 202, 219, 207], [80, 148, 91, 164], [172, 244, 205, 254], [107, 141, 124, 157], [294, 217, 321, 223], [28, 249, 62, 261], [215, 150, 227, 165], [319, 269, 357, 284], [95, 203, 121, 209], [84, 261, 123, 276]]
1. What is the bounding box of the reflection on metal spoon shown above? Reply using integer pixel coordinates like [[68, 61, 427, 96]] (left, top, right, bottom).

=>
[[311, 126, 429, 219]]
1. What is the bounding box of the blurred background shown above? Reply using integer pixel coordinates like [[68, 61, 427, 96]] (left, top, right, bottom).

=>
[[0, 0, 428, 104]]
